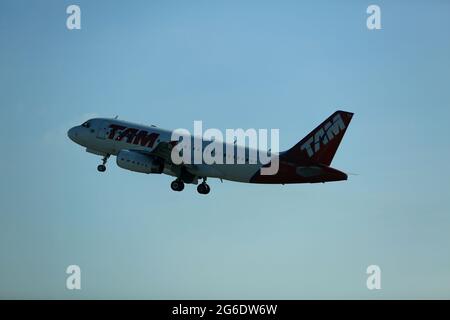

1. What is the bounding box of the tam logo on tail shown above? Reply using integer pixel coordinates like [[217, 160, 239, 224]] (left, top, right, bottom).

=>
[[300, 114, 346, 158], [265, 110, 353, 166]]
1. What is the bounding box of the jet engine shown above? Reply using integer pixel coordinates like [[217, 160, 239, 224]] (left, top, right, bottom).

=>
[[116, 150, 164, 174]]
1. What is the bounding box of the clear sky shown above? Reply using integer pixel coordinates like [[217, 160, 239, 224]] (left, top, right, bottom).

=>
[[1, 0, 450, 299]]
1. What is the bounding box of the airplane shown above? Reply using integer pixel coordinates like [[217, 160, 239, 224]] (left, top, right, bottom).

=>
[[67, 110, 353, 194]]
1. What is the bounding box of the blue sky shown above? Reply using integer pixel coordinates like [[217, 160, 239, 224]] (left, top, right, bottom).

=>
[[1, 0, 450, 299]]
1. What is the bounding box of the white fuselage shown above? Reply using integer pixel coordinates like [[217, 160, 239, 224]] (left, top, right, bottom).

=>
[[68, 118, 270, 184]]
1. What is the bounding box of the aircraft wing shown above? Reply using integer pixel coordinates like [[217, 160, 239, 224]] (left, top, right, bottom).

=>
[[148, 141, 176, 164], [122, 141, 176, 165], [127, 141, 198, 183]]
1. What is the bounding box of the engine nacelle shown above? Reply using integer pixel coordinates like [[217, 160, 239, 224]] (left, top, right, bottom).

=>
[[116, 150, 164, 174]]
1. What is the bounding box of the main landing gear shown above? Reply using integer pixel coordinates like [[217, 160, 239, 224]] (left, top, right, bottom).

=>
[[197, 178, 210, 195], [97, 154, 110, 172], [170, 177, 210, 194], [170, 179, 185, 192]]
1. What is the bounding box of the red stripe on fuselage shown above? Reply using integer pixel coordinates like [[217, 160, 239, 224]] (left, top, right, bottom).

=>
[[249, 161, 347, 184]]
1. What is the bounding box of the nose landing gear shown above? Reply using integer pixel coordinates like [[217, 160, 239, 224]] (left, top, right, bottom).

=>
[[97, 154, 110, 172]]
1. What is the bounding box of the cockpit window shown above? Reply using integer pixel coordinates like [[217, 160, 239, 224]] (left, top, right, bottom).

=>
[[82, 121, 91, 128]]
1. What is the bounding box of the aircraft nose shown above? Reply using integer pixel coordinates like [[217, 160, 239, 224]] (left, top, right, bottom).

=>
[[67, 127, 78, 142]]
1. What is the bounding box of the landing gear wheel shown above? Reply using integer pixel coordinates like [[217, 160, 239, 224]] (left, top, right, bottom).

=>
[[197, 183, 210, 195], [97, 154, 110, 173], [171, 179, 185, 192]]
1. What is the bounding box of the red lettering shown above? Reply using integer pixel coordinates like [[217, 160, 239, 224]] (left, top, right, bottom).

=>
[[132, 131, 159, 148], [116, 128, 139, 143], [108, 124, 126, 139]]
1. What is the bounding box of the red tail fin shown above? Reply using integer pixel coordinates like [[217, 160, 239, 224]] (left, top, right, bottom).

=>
[[282, 110, 354, 165]]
